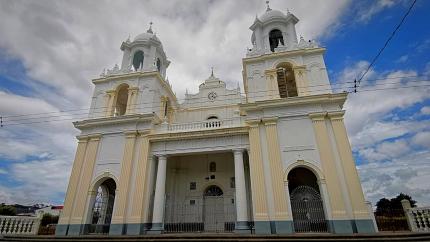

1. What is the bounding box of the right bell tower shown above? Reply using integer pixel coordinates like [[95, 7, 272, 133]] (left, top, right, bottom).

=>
[[243, 2, 332, 102]]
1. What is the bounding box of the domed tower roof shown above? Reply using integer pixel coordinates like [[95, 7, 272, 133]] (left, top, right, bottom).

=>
[[133, 24, 161, 43]]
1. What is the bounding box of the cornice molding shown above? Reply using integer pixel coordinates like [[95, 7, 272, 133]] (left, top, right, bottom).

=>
[[73, 113, 158, 130], [149, 126, 248, 142]]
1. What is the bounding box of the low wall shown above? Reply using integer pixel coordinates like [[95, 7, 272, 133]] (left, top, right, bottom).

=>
[[0, 216, 40, 235]]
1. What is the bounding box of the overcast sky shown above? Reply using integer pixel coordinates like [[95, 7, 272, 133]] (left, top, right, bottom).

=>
[[0, 0, 429, 207]]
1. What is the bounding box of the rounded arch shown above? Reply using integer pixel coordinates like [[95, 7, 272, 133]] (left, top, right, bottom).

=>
[[199, 182, 225, 196], [204, 185, 223, 196], [283, 160, 325, 183], [272, 60, 298, 69], [132, 50, 144, 70], [269, 29, 284, 52], [114, 83, 129, 116], [90, 172, 119, 193]]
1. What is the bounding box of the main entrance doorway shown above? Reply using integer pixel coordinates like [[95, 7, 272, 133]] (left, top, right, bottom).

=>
[[88, 178, 116, 234], [288, 167, 328, 233], [203, 185, 225, 232]]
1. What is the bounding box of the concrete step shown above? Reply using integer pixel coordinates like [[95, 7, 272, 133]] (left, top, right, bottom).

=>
[[2, 232, 430, 242]]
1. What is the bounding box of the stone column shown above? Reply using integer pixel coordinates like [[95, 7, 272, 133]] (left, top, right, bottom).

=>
[[233, 149, 249, 232], [292, 65, 308, 96], [68, 134, 102, 235], [56, 136, 89, 235], [149, 155, 167, 233], [309, 112, 351, 234], [127, 134, 150, 235], [105, 90, 116, 117], [110, 131, 138, 235], [328, 111, 375, 233], [125, 87, 139, 115], [264, 69, 279, 100], [263, 117, 292, 234], [246, 120, 270, 234]]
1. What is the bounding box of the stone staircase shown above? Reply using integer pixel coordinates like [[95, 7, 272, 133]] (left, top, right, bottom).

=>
[[2, 233, 430, 242]]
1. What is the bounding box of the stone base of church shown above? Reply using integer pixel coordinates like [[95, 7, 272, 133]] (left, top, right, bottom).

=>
[[66, 224, 83, 235], [274, 220, 294, 234], [54, 224, 69, 236], [234, 221, 251, 233], [125, 223, 148, 235], [254, 221, 272, 234], [327, 219, 376, 234], [146, 223, 163, 234], [109, 224, 126, 235]]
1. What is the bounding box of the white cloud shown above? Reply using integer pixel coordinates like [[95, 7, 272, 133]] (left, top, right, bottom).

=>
[[412, 132, 430, 148], [421, 106, 430, 115], [396, 55, 409, 63], [356, 0, 396, 23]]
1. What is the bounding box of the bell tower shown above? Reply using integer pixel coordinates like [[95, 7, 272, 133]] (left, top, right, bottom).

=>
[[243, 2, 332, 102]]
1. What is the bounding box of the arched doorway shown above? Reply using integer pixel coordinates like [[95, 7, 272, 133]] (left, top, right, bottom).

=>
[[89, 178, 116, 234], [288, 167, 328, 233], [203, 185, 224, 232]]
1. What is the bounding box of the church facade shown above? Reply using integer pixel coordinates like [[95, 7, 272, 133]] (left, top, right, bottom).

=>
[[56, 5, 376, 236]]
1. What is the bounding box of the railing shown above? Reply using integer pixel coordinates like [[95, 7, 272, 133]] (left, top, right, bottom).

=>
[[167, 119, 235, 132], [0, 216, 40, 235], [402, 201, 430, 232]]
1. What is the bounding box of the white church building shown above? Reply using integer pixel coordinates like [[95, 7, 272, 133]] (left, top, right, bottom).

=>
[[56, 4, 376, 236]]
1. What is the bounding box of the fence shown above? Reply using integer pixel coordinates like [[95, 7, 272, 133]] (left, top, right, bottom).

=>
[[0, 216, 40, 235]]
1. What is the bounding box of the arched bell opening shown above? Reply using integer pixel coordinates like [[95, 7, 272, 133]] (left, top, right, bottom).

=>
[[276, 62, 298, 98], [132, 50, 144, 70], [269, 29, 284, 52], [114, 84, 129, 116], [287, 167, 328, 233], [88, 178, 116, 234]]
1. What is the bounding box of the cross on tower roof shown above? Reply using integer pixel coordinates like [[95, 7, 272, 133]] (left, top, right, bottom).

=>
[[147, 21, 153, 34], [266, 1, 271, 11], [211, 67, 214, 77]]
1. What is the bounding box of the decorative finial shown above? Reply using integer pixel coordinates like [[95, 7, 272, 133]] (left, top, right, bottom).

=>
[[126, 34, 131, 42], [147, 21, 153, 34], [287, 8, 290, 14], [266, 1, 271, 11], [211, 67, 214, 77]]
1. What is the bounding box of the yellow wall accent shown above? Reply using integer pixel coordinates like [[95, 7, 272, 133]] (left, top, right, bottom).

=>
[[127, 134, 151, 224], [69, 134, 101, 224], [105, 90, 116, 117], [58, 136, 88, 225], [111, 131, 138, 224], [309, 112, 348, 219], [246, 120, 269, 221], [264, 69, 280, 100], [263, 118, 290, 220], [328, 111, 371, 219]]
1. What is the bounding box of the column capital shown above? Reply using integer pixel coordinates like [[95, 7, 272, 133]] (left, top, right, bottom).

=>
[[308, 112, 327, 121], [106, 89, 116, 95], [262, 117, 278, 125], [128, 86, 139, 92], [88, 133, 102, 141], [76, 135, 89, 142], [327, 111, 345, 121], [245, 119, 260, 128], [124, 130, 139, 138], [233, 148, 245, 154], [156, 154, 167, 160]]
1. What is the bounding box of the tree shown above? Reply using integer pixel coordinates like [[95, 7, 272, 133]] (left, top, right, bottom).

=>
[[0, 204, 17, 216], [375, 193, 417, 216]]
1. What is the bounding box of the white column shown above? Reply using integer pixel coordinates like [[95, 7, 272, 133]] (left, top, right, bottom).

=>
[[233, 149, 249, 230], [151, 155, 167, 232]]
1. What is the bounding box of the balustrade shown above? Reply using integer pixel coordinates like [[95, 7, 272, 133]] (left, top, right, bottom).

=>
[[167, 119, 235, 132], [0, 216, 40, 235]]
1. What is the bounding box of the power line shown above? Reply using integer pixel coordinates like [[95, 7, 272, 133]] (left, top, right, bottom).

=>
[[355, 0, 417, 89], [1, 74, 424, 120], [3, 82, 430, 127]]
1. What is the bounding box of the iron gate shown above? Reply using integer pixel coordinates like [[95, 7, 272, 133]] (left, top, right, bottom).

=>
[[164, 186, 236, 233], [290, 185, 328, 233]]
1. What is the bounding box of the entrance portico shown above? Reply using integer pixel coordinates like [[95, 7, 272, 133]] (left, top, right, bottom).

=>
[[148, 149, 251, 233]]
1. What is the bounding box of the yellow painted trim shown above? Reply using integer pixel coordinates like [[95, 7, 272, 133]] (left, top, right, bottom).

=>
[[58, 136, 89, 225], [263, 119, 289, 220], [247, 122, 270, 221], [111, 131, 138, 224], [309, 113, 348, 220], [328, 111, 371, 219], [148, 126, 249, 142], [127, 135, 151, 224]]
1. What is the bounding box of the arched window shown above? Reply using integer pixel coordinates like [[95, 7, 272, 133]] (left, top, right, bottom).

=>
[[156, 58, 161, 72], [132, 50, 144, 70], [114, 84, 129, 116], [89, 178, 116, 234], [276, 63, 298, 98], [204, 185, 223, 196], [209, 162, 216, 172], [269, 29, 284, 52]]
